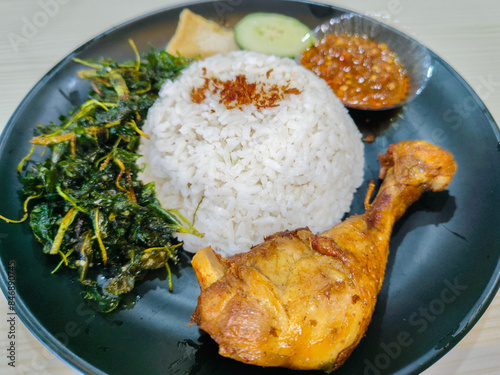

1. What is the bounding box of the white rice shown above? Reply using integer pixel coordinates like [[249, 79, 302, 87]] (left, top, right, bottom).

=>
[[139, 50, 364, 257]]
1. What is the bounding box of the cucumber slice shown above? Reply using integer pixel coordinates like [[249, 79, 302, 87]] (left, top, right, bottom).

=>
[[234, 13, 314, 57]]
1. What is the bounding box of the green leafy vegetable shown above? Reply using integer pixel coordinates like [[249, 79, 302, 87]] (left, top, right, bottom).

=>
[[6, 41, 202, 312]]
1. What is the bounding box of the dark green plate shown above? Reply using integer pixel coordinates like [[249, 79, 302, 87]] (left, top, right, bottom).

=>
[[1, 1, 499, 374]]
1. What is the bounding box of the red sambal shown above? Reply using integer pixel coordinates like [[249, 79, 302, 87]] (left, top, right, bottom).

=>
[[300, 33, 409, 109]]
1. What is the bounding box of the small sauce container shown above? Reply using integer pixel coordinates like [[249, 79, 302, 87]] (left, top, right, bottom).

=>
[[299, 13, 434, 111]]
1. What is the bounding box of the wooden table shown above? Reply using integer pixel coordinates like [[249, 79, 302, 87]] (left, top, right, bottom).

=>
[[1, 1, 499, 374]]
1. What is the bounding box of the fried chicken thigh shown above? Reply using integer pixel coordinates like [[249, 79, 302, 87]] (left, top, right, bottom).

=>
[[191, 140, 457, 371]]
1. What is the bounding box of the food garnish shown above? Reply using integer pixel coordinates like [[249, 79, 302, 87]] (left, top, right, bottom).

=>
[[4, 42, 201, 312], [191, 71, 301, 109], [300, 33, 409, 109], [166, 9, 239, 58], [234, 13, 314, 57], [191, 140, 457, 371]]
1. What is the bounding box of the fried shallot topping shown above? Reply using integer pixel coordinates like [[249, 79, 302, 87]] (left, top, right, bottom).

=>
[[191, 71, 301, 110]]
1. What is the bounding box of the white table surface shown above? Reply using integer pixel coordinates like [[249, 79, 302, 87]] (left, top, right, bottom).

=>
[[1, 0, 499, 374]]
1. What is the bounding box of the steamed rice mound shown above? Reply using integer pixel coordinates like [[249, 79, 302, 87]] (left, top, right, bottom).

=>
[[139, 50, 364, 257]]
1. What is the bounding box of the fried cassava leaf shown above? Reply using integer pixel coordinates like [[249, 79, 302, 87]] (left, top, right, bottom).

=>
[[4, 42, 202, 312]]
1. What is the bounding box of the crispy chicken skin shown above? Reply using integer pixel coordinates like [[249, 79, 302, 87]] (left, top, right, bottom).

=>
[[191, 140, 457, 371]]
